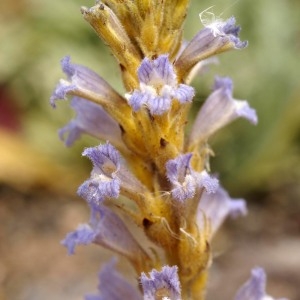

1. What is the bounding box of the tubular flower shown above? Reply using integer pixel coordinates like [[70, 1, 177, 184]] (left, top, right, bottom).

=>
[[126, 55, 195, 115], [51, 1, 286, 300]]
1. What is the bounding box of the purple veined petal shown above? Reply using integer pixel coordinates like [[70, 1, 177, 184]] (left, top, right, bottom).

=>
[[141, 266, 181, 300], [234, 268, 289, 300], [189, 76, 257, 145], [148, 96, 172, 115], [78, 143, 121, 206], [197, 186, 247, 237], [166, 154, 197, 202], [85, 258, 142, 300], [83, 142, 121, 174], [127, 89, 155, 112], [138, 57, 154, 84], [166, 154, 218, 202], [128, 55, 194, 115], [79, 142, 148, 206], [173, 84, 195, 103], [58, 97, 123, 147], [152, 55, 177, 85], [50, 56, 124, 108], [166, 153, 193, 184], [175, 17, 247, 80]]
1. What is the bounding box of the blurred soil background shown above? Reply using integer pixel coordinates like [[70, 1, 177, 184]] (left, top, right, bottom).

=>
[[0, 0, 299, 299]]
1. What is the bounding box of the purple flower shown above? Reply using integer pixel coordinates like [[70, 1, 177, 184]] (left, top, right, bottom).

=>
[[78, 142, 148, 209], [175, 17, 248, 80], [197, 186, 247, 237], [141, 265, 181, 300], [234, 268, 288, 300], [78, 142, 121, 206], [85, 258, 141, 300], [166, 153, 219, 202], [126, 55, 195, 115], [61, 206, 149, 264], [189, 76, 257, 145]]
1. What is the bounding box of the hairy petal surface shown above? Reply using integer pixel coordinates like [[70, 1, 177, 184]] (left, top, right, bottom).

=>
[[234, 268, 288, 300], [197, 186, 247, 237], [141, 266, 181, 300], [189, 76, 257, 145]]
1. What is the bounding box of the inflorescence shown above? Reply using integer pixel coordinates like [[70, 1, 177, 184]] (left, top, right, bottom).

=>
[[51, 1, 287, 299]]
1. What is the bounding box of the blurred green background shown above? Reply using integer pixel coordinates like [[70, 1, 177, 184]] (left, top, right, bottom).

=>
[[0, 0, 299, 299]]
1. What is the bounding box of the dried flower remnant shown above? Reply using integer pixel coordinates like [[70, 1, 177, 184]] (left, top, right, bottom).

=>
[[51, 1, 287, 299]]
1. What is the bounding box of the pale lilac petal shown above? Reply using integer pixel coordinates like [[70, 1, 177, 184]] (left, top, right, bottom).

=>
[[127, 55, 195, 115], [137, 57, 154, 84], [62, 206, 149, 262], [166, 154, 196, 201], [234, 268, 288, 300], [152, 55, 176, 85], [173, 84, 195, 103], [197, 186, 247, 237], [189, 76, 257, 144], [166, 154, 218, 202], [61, 224, 96, 255], [85, 259, 141, 300], [166, 153, 193, 184], [79, 143, 148, 206], [91, 206, 149, 261], [128, 90, 151, 111], [83, 142, 120, 172], [58, 97, 122, 147], [78, 143, 121, 206], [222, 17, 248, 49], [50, 56, 123, 107], [195, 170, 219, 194], [141, 266, 181, 300], [78, 177, 120, 207], [175, 17, 247, 79], [149, 96, 172, 115]]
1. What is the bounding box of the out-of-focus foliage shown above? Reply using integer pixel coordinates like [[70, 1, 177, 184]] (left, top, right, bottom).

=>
[[0, 0, 299, 196]]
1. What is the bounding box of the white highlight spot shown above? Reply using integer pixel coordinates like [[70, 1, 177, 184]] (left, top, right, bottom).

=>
[[199, 6, 225, 37]]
